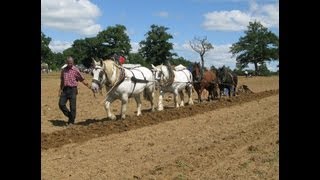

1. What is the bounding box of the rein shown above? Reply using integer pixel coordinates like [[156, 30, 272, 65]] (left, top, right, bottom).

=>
[[100, 64, 125, 104], [159, 66, 175, 87]]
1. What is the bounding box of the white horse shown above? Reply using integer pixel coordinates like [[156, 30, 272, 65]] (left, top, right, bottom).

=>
[[91, 59, 156, 120], [151, 64, 194, 111], [90, 60, 106, 96]]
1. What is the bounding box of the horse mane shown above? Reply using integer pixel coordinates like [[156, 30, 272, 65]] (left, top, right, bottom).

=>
[[165, 64, 175, 86], [102, 60, 118, 86]]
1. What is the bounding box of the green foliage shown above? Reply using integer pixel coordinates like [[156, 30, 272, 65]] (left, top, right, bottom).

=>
[[257, 63, 271, 76], [65, 24, 132, 67], [230, 21, 279, 74], [210, 65, 217, 71], [51, 53, 66, 70], [71, 37, 101, 67], [127, 53, 149, 67], [219, 65, 233, 72], [41, 32, 54, 64], [171, 57, 193, 67], [96, 24, 131, 58], [139, 24, 176, 65]]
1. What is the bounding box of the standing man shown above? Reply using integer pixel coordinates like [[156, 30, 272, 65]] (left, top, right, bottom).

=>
[[58, 56, 90, 125]]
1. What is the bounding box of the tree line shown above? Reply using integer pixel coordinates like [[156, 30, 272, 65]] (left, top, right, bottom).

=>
[[41, 21, 278, 75]]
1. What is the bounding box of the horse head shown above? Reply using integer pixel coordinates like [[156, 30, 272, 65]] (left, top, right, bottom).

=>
[[151, 64, 163, 81], [90, 58, 105, 94], [91, 58, 103, 68], [192, 62, 201, 82], [217, 66, 234, 84], [102, 59, 124, 87], [151, 64, 172, 86]]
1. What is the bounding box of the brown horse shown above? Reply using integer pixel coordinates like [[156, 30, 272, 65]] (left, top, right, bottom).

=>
[[192, 62, 219, 102], [216, 66, 238, 97]]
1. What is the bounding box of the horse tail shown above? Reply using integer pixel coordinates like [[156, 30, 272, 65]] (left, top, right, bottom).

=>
[[143, 88, 148, 100], [143, 88, 151, 101]]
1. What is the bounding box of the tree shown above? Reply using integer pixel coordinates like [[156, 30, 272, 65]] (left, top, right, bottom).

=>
[[210, 65, 217, 71], [41, 32, 53, 64], [69, 37, 100, 67], [171, 57, 192, 67], [257, 62, 271, 76], [139, 24, 176, 65], [127, 53, 148, 67], [230, 21, 279, 75], [51, 52, 66, 70], [189, 36, 214, 75], [96, 24, 131, 58], [71, 39, 89, 65]]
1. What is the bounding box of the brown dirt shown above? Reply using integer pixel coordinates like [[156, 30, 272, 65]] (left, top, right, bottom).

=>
[[41, 73, 279, 179]]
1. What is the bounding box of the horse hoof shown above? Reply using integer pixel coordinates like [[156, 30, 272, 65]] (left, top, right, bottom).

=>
[[108, 115, 116, 120]]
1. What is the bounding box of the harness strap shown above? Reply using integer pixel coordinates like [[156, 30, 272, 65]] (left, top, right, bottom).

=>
[[181, 70, 191, 85], [161, 66, 175, 87], [104, 66, 125, 95], [129, 70, 137, 98]]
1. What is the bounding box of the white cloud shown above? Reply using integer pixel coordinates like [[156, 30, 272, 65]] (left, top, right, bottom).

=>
[[130, 42, 140, 53], [154, 11, 169, 18], [41, 0, 102, 36], [173, 42, 278, 71], [49, 40, 72, 53], [202, 0, 279, 31], [204, 44, 236, 68], [173, 42, 235, 68]]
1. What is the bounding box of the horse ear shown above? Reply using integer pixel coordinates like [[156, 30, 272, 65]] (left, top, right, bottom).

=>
[[92, 58, 100, 67], [151, 64, 156, 69]]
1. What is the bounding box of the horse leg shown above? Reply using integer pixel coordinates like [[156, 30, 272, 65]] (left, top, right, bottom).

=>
[[179, 90, 184, 107], [158, 90, 164, 111], [146, 86, 155, 112], [104, 96, 116, 120], [187, 84, 194, 105], [194, 83, 201, 103], [120, 94, 129, 119], [207, 88, 212, 101], [134, 95, 142, 116], [214, 84, 219, 99], [228, 87, 231, 97], [197, 88, 202, 103], [174, 89, 180, 108]]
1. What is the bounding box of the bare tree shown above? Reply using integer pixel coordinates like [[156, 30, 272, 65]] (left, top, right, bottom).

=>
[[189, 36, 214, 75]]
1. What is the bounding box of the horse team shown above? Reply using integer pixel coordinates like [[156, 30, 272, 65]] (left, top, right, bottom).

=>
[[90, 58, 237, 120]]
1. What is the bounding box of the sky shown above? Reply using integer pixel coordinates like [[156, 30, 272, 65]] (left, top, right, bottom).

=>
[[41, 0, 279, 71]]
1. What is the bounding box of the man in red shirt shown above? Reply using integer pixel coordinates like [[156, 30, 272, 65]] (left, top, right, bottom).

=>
[[111, 53, 126, 65], [118, 55, 126, 65], [58, 56, 90, 125]]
